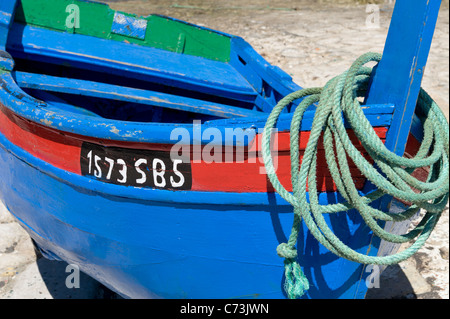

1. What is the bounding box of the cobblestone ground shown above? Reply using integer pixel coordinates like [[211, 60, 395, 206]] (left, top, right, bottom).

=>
[[0, 0, 448, 299]]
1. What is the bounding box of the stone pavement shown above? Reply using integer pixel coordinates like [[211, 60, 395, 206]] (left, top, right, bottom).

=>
[[0, 1, 448, 299]]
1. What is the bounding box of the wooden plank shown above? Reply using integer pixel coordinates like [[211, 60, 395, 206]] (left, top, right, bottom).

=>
[[209, 104, 395, 132], [7, 23, 256, 102], [16, 0, 232, 62], [365, 0, 441, 156], [14, 71, 263, 119], [230, 36, 302, 98], [360, 0, 441, 265], [0, 0, 17, 51]]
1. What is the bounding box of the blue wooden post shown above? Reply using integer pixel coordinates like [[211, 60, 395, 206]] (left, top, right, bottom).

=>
[[355, 0, 442, 299], [364, 0, 441, 206], [365, 0, 441, 155], [356, 0, 442, 291]]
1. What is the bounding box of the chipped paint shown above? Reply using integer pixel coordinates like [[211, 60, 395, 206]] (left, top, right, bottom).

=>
[[110, 126, 120, 135], [111, 12, 147, 40], [40, 119, 53, 126]]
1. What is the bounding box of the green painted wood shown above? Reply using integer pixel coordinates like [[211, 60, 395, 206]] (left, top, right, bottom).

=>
[[15, 0, 231, 62]]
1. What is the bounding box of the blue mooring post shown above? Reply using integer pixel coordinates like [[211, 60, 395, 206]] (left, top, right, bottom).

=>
[[365, 0, 441, 155], [364, 0, 441, 198], [358, 0, 442, 292]]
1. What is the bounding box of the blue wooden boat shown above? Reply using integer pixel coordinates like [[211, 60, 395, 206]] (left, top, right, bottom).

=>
[[0, 0, 448, 299]]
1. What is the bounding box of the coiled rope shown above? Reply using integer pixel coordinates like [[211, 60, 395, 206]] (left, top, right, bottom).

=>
[[262, 52, 449, 299]]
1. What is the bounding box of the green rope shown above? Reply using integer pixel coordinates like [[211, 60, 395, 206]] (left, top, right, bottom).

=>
[[262, 52, 449, 299]]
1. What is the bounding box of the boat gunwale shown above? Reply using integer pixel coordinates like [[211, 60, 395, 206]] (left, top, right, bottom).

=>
[[0, 85, 417, 208], [0, 69, 396, 146], [0, 122, 294, 207]]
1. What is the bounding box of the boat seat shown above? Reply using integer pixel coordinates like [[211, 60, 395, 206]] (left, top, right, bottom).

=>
[[15, 71, 264, 119], [6, 23, 258, 103]]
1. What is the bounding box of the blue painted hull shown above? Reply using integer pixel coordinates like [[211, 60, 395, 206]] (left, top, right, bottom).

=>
[[0, 130, 377, 299], [2, 0, 440, 300]]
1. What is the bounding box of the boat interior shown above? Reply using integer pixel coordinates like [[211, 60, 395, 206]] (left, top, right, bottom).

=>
[[4, 0, 305, 125]]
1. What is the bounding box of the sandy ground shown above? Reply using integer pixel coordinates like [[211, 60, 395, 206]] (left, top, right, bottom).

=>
[[0, 0, 448, 299]]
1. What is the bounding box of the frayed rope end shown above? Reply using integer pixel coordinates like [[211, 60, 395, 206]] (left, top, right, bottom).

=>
[[277, 243, 310, 299]]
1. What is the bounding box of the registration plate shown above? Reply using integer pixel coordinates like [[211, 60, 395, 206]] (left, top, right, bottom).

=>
[[80, 142, 192, 190]]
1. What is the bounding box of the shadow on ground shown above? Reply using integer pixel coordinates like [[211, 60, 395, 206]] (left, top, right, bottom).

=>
[[366, 264, 417, 299], [35, 253, 420, 299], [35, 253, 121, 299]]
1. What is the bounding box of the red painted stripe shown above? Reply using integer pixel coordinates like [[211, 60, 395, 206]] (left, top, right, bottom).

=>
[[248, 128, 388, 152], [190, 131, 381, 192], [388, 134, 428, 206], [404, 134, 430, 192], [0, 103, 391, 193], [0, 104, 82, 174], [190, 151, 368, 192]]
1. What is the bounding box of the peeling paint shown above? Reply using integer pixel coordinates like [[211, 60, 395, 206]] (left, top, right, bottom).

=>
[[40, 119, 53, 126], [110, 126, 120, 134]]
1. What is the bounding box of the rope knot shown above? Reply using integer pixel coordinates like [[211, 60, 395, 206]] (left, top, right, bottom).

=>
[[277, 243, 298, 259]]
